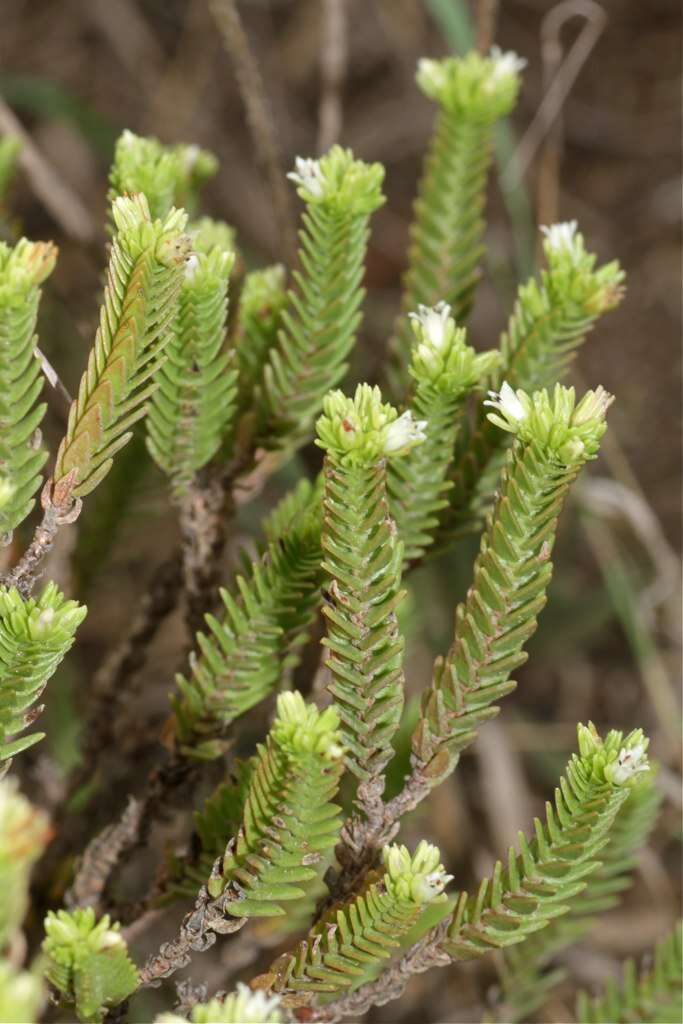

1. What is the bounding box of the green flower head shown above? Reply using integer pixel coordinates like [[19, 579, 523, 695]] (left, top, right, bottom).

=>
[[0, 237, 57, 303], [0, 582, 86, 642], [287, 145, 385, 215], [271, 691, 344, 762], [183, 247, 235, 291], [240, 264, 287, 319], [110, 130, 217, 220], [382, 840, 453, 905], [408, 302, 500, 392], [541, 220, 625, 315], [110, 193, 190, 267], [416, 46, 525, 119], [42, 908, 138, 1022], [484, 381, 613, 463], [43, 908, 125, 957], [316, 383, 427, 465], [577, 722, 651, 788]]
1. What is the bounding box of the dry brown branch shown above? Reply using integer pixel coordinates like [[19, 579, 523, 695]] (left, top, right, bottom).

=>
[[317, 0, 349, 154], [178, 473, 231, 638], [68, 552, 184, 797], [0, 480, 81, 596], [66, 797, 144, 912], [208, 0, 297, 265], [503, 0, 607, 191], [474, 0, 500, 54], [138, 870, 246, 987]]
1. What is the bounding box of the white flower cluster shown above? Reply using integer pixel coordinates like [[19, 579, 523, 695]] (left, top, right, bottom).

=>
[[540, 220, 582, 259], [287, 156, 325, 199], [484, 380, 527, 423], [183, 252, 200, 281], [384, 410, 428, 454], [416, 57, 449, 95], [409, 299, 450, 352], [488, 45, 527, 83], [154, 984, 282, 1024], [611, 742, 650, 786], [227, 984, 282, 1024]]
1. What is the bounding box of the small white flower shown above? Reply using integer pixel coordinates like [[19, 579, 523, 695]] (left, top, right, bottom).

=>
[[540, 220, 579, 255], [384, 411, 428, 454], [409, 301, 452, 351], [232, 982, 282, 1023], [184, 253, 200, 281], [118, 129, 136, 149], [99, 929, 124, 950], [488, 46, 527, 81], [287, 156, 325, 199], [484, 381, 527, 422], [183, 144, 200, 172], [413, 866, 454, 903], [35, 607, 55, 634], [416, 57, 449, 95], [612, 743, 649, 786], [573, 385, 614, 426]]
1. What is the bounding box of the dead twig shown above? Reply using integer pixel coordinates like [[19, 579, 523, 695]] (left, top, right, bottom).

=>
[[503, 1, 607, 192], [317, 0, 348, 154], [138, 866, 246, 987], [208, 0, 296, 265], [66, 551, 183, 802], [66, 797, 144, 912], [178, 472, 231, 638], [474, 0, 499, 54], [0, 479, 81, 596]]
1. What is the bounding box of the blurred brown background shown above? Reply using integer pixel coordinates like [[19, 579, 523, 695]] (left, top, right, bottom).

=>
[[2, 1, 681, 1021]]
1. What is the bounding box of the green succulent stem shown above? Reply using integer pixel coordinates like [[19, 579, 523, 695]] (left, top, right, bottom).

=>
[[388, 304, 500, 564], [258, 146, 384, 450], [316, 386, 426, 813], [260, 840, 450, 1005], [498, 773, 662, 1022], [234, 263, 287, 405], [146, 231, 237, 496], [407, 384, 611, 792], [0, 583, 86, 765], [172, 506, 323, 760], [576, 921, 682, 1024], [442, 724, 650, 959], [206, 692, 344, 918], [53, 194, 191, 501], [442, 224, 624, 542], [389, 50, 523, 391], [0, 237, 56, 536]]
